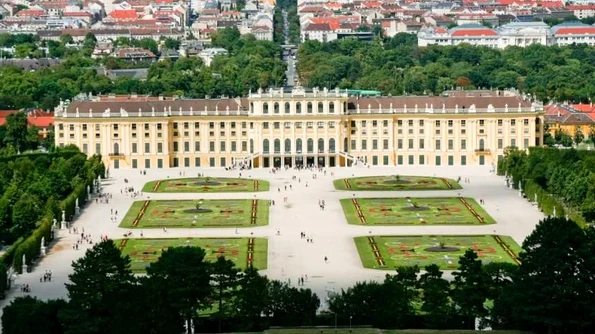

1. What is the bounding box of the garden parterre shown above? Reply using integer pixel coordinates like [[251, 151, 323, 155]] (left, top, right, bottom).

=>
[[334, 175, 461, 191], [119, 199, 269, 228], [118, 237, 268, 272], [355, 235, 522, 270], [341, 197, 495, 225], [142, 177, 270, 193]]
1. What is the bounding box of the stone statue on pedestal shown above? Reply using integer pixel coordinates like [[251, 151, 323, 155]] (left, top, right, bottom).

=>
[[75, 198, 80, 215], [22, 254, 27, 273], [61, 210, 67, 229], [41, 237, 46, 256]]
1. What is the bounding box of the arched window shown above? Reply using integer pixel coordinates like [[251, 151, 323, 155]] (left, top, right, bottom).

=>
[[479, 138, 485, 151], [329, 102, 335, 113], [307, 102, 313, 114], [343, 138, 348, 152], [307, 138, 314, 153], [250, 139, 254, 153], [274, 102, 279, 114], [296, 102, 302, 114], [318, 138, 324, 153], [296, 139, 303, 153], [263, 103, 269, 114], [318, 102, 324, 113], [329, 138, 336, 153], [284, 102, 290, 114], [113, 143, 119, 155], [274, 139, 281, 153], [263, 139, 269, 153], [284, 139, 291, 153]]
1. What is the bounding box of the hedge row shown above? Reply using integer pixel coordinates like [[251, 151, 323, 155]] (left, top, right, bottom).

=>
[[0, 151, 83, 164], [522, 180, 587, 227], [12, 211, 54, 274], [61, 183, 88, 223]]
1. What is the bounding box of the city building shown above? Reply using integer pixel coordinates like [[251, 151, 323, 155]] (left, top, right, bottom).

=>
[[53, 88, 544, 170], [544, 103, 595, 138]]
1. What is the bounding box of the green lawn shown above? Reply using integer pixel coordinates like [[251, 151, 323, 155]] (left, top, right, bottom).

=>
[[334, 175, 461, 191], [143, 177, 270, 193], [118, 237, 268, 272], [355, 235, 522, 270], [120, 199, 269, 228], [341, 197, 495, 225]]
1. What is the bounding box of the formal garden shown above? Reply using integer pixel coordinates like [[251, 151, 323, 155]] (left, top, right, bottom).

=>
[[118, 237, 267, 272], [355, 235, 521, 270], [341, 197, 494, 225], [119, 199, 269, 228], [334, 175, 461, 191], [142, 176, 270, 192]]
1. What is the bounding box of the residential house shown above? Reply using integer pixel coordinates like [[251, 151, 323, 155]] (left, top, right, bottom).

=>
[[116, 47, 157, 62]]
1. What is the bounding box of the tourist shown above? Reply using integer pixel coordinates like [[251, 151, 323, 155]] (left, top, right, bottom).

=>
[[324, 256, 328, 263]]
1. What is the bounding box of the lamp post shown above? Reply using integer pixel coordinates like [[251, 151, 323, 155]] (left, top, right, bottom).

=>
[[349, 315, 352, 329]]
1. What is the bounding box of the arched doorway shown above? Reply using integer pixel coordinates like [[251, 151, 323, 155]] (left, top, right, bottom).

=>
[[318, 138, 324, 153]]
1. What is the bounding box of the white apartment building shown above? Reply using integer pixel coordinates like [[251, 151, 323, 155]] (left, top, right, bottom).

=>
[[419, 21, 595, 48]]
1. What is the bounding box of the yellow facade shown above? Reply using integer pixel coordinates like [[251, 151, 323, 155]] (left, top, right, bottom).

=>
[[54, 88, 544, 169]]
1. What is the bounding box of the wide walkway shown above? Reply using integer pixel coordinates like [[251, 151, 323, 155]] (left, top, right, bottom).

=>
[[0, 165, 544, 312]]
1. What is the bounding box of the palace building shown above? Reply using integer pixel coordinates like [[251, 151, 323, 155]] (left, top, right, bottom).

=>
[[53, 87, 544, 169]]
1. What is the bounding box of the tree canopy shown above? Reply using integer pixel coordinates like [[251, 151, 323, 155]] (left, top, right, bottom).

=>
[[296, 38, 595, 102]]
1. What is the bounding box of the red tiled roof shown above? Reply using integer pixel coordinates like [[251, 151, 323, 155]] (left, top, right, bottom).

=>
[[555, 27, 595, 35], [362, 1, 382, 8], [451, 29, 498, 37], [572, 104, 595, 113], [28, 116, 54, 128], [0, 110, 53, 127], [567, 5, 595, 10], [16, 10, 46, 16], [63, 12, 93, 17], [109, 9, 138, 20], [304, 23, 332, 32]]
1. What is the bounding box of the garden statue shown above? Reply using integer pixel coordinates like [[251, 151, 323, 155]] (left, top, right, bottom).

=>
[[553, 206, 557, 217], [41, 237, 46, 256], [61, 210, 67, 229], [22, 254, 27, 273]]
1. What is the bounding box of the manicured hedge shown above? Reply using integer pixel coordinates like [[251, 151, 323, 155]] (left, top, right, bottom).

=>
[[1, 237, 24, 267], [61, 183, 88, 222], [0, 151, 83, 164], [12, 212, 53, 274]]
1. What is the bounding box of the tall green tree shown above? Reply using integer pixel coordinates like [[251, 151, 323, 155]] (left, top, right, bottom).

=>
[[146, 246, 213, 329], [210, 256, 241, 330], [61, 240, 136, 334], [3, 112, 28, 152], [234, 267, 270, 327], [1, 296, 66, 334], [497, 217, 595, 333], [419, 264, 453, 329], [574, 126, 585, 146], [451, 249, 489, 321]]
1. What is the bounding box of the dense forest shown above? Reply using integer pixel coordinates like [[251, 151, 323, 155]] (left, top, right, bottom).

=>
[[498, 147, 595, 225], [0, 28, 286, 110], [3, 216, 594, 334], [296, 36, 595, 103]]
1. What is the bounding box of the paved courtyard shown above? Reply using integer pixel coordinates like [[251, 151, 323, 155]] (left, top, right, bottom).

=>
[[0, 165, 545, 313]]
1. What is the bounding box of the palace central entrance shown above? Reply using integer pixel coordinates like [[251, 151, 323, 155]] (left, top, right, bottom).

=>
[[260, 154, 337, 168]]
